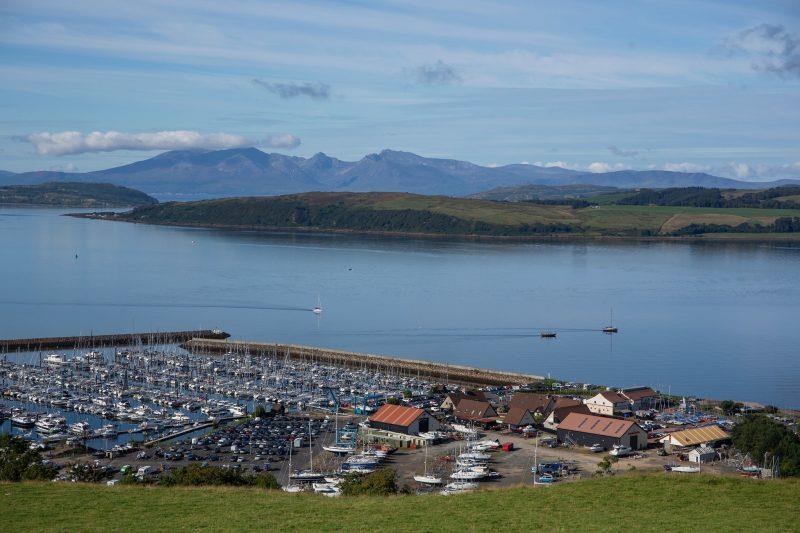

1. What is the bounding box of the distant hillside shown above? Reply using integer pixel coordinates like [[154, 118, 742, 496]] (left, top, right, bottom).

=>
[[81, 191, 800, 240], [4, 148, 797, 200], [470, 184, 621, 202], [0, 182, 157, 207], [615, 186, 800, 209]]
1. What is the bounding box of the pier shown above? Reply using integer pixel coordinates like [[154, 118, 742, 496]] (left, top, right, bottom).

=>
[[182, 339, 544, 387], [0, 329, 230, 352]]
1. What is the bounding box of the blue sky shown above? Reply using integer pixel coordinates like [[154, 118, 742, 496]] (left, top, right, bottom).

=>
[[1, 0, 798, 180]]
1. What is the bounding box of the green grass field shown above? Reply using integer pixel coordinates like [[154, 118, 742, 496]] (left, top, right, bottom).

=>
[[2, 475, 798, 532]]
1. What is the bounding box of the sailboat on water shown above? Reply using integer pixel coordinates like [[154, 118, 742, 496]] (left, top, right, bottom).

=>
[[603, 308, 618, 334]]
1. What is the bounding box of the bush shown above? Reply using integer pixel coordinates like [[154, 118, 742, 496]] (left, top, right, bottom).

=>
[[720, 400, 740, 416], [253, 404, 270, 418], [0, 434, 58, 482], [68, 462, 114, 483], [159, 464, 279, 488], [732, 416, 800, 477], [339, 468, 398, 496]]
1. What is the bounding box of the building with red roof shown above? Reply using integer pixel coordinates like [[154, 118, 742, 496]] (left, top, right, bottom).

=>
[[368, 404, 440, 436]]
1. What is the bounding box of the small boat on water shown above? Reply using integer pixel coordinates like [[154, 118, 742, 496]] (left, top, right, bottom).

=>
[[312, 295, 322, 315], [11, 412, 37, 428], [35, 414, 67, 433], [603, 308, 618, 333], [539, 332, 557, 338], [43, 353, 68, 366]]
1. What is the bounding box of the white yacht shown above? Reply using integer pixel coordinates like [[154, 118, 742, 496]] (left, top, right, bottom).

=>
[[609, 444, 633, 457], [43, 353, 68, 366], [35, 414, 67, 433], [68, 421, 91, 435]]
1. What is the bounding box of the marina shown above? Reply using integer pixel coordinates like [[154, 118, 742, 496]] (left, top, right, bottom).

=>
[[0, 334, 444, 453]]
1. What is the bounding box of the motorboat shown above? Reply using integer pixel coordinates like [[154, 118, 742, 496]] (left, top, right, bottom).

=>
[[68, 421, 91, 435], [11, 412, 37, 428], [609, 444, 633, 457], [539, 332, 557, 338], [43, 353, 68, 366], [589, 443, 605, 453], [35, 414, 67, 433], [97, 424, 116, 437]]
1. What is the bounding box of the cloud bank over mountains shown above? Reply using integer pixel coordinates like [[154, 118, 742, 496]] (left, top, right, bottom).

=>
[[25, 130, 300, 156]]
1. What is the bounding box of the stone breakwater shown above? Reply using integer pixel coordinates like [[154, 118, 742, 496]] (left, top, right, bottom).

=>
[[182, 338, 544, 387]]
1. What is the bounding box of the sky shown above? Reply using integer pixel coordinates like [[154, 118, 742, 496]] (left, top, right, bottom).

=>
[[0, 0, 799, 180]]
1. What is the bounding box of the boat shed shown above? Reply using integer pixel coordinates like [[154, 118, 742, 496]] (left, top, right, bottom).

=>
[[659, 425, 730, 449], [688, 446, 717, 464], [557, 412, 647, 450], [368, 404, 440, 436]]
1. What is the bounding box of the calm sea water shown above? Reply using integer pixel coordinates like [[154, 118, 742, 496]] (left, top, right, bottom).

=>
[[1, 206, 799, 407]]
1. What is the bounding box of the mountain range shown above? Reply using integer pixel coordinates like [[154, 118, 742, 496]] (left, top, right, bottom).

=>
[[2, 148, 798, 200]]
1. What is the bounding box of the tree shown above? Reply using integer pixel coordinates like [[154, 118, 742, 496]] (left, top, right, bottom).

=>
[[732, 416, 800, 477], [253, 404, 270, 418], [720, 400, 738, 416], [0, 434, 58, 482]]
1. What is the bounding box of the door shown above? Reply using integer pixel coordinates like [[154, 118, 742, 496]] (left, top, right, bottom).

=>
[[418, 417, 429, 433], [629, 434, 639, 449]]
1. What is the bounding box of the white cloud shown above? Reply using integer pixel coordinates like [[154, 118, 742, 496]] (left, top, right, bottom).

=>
[[662, 162, 712, 173], [587, 161, 630, 173], [25, 130, 300, 155]]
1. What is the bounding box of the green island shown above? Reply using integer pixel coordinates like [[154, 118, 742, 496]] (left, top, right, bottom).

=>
[[2, 474, 797, 532], [82, 188, 800, 241], [0, 182, 157, 208]]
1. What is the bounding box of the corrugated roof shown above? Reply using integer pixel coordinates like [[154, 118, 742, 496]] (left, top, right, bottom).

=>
[[369, 404, 424, 427], [558, 412, 641, 437], [664, 425, 730, 446]]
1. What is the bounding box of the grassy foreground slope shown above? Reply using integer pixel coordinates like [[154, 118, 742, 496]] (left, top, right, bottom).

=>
[[2, 475, 798, 532], [100, 191, 800, 239]]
